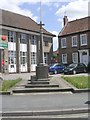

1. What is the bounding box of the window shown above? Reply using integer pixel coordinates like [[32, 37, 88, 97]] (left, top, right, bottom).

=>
[[20, 52, 27, 65], [8, 51, 16, 64], [31, 35, 36, 45], [72, 36, 77, 47], [61, 38, 66, 48], [80, 34, 87, 46], [44, 41, 49, 46], [44, 53, 48, 64], [62, 54, 67, 64], [8, 31, 16, 42], [72, 53, 78, 63], [20, 33, 27, 43], [31, 52, 36, 64]]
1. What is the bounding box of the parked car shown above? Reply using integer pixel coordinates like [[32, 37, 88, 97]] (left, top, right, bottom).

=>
[[64, 63, 87, 75], [49, 63, 65, 74], [87, 62, 90, 73]]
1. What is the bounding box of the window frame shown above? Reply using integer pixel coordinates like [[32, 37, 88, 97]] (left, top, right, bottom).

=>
[[20, 33, 27, 44], [72, 36, 77, 47], [44, 41, 49, 46], [30, 35, 36, 45], [61, 38, 67, 48], [31, 52, 36, 64], [62, 54, 67, 64], [72, 52, 78, 63], [44, 53, 48, 64], [8, 31, 16, 42], [8, 51, 16, 64], [20, 51, 27, 65], [80, 34, 87, 46]]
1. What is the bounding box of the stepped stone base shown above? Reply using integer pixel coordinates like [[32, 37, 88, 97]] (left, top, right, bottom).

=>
[[25, 84, 59, 88], [30, 80, 50, 84], [12, 88, 73, 93], [12, 64, 61, 94]]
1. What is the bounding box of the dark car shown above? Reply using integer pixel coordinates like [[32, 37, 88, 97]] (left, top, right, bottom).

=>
[[64, 63, 87, 75], [49, 63, 65, 74]]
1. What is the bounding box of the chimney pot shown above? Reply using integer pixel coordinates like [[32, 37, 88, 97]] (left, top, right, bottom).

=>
[[63, 16, 68, 26]]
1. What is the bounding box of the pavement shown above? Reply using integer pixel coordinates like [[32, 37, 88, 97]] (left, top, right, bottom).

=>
[[0, 72, 90, 119], [1, 92, 89, 119]]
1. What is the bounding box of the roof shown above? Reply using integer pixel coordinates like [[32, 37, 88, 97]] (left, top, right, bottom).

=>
[[0, 9, 55, 37], [59, 16, 90, 37], [53, 49, 59, 54]]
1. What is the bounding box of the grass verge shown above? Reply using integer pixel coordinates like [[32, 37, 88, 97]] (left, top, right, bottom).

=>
[[61, 76, 90, 89], [0, 78, 22, 91]]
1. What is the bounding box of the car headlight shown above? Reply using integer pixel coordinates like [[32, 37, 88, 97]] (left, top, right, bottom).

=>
[[69, 68, 73, 71]]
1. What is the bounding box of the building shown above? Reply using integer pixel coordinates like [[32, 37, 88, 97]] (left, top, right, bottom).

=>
[[58, 16, 90, 66], [52, 50, 59, 63], [0, 9, 55, 73]]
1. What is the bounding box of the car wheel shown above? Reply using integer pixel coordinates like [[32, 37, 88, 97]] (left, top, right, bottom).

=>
[[73, 70, 76, 75], [54, 70, 58, 74]]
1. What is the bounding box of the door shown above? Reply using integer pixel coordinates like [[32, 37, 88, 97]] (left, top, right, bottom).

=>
[[79, 50, 88, 66], [82, 52, 88, 66], [8, 51, 16, 73], [20, 51, 27, 72]]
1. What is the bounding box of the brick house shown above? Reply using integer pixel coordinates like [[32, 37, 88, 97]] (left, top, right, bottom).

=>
[[58, 16, 90, 66], [52, 50, 59, 63], [0, 9, 55, 73]]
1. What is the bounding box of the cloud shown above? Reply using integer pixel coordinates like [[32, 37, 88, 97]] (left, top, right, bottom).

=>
[[0, 0, 71, 22], [0, 0, 38, 21], [0, 0, 82, 23], [56, 0, 89, 22], [51, 31, 58, 51]]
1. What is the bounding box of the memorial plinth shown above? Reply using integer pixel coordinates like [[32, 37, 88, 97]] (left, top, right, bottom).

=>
[[36, 64, 48, 80]]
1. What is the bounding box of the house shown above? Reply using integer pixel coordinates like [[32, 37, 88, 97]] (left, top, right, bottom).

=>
[[51, 49, 59, 63], [0, 9, 55, 73], [58, 16, 90, 66]]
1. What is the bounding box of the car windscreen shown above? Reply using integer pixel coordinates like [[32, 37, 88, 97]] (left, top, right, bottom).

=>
[[68, 64, 77, 68], [49, 64, 57, 67]]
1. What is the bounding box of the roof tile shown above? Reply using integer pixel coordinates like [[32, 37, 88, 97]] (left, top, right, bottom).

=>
[[59, 17, 90, 36]]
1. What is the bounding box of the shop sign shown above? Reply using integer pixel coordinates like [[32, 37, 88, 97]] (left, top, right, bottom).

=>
[[0, 43, 8, 48]]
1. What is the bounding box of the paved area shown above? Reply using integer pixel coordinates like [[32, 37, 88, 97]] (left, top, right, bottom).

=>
[[1, 72, 35, 80], [2, 92, 88, 112], [0, 72, 89, 119], [0, 72, 89, 90]]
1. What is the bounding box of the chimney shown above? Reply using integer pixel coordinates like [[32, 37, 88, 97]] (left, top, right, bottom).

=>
[[63, 16, 68, 26]]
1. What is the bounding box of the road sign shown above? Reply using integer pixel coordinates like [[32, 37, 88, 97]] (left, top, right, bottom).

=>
[[0, 43, 8, 48]]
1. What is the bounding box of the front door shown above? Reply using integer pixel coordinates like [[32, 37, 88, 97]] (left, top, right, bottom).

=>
[[79, 50, 89, 66], [8, 51, 16, 73]]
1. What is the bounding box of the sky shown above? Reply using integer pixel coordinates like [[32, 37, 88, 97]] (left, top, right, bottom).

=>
[[0, 0, 89, 51]]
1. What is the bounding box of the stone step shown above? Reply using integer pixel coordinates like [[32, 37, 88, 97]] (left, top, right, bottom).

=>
[[12, 87, 73, 94], [2, 108, 88, 118], [28, 79, 50, 82], [30, 80, 50, 84], [25, 84, 59, 88], [2, 114, 88, 120]]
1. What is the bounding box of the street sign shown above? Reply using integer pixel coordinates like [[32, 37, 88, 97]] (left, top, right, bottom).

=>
[[0, 43, 8, 48]]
